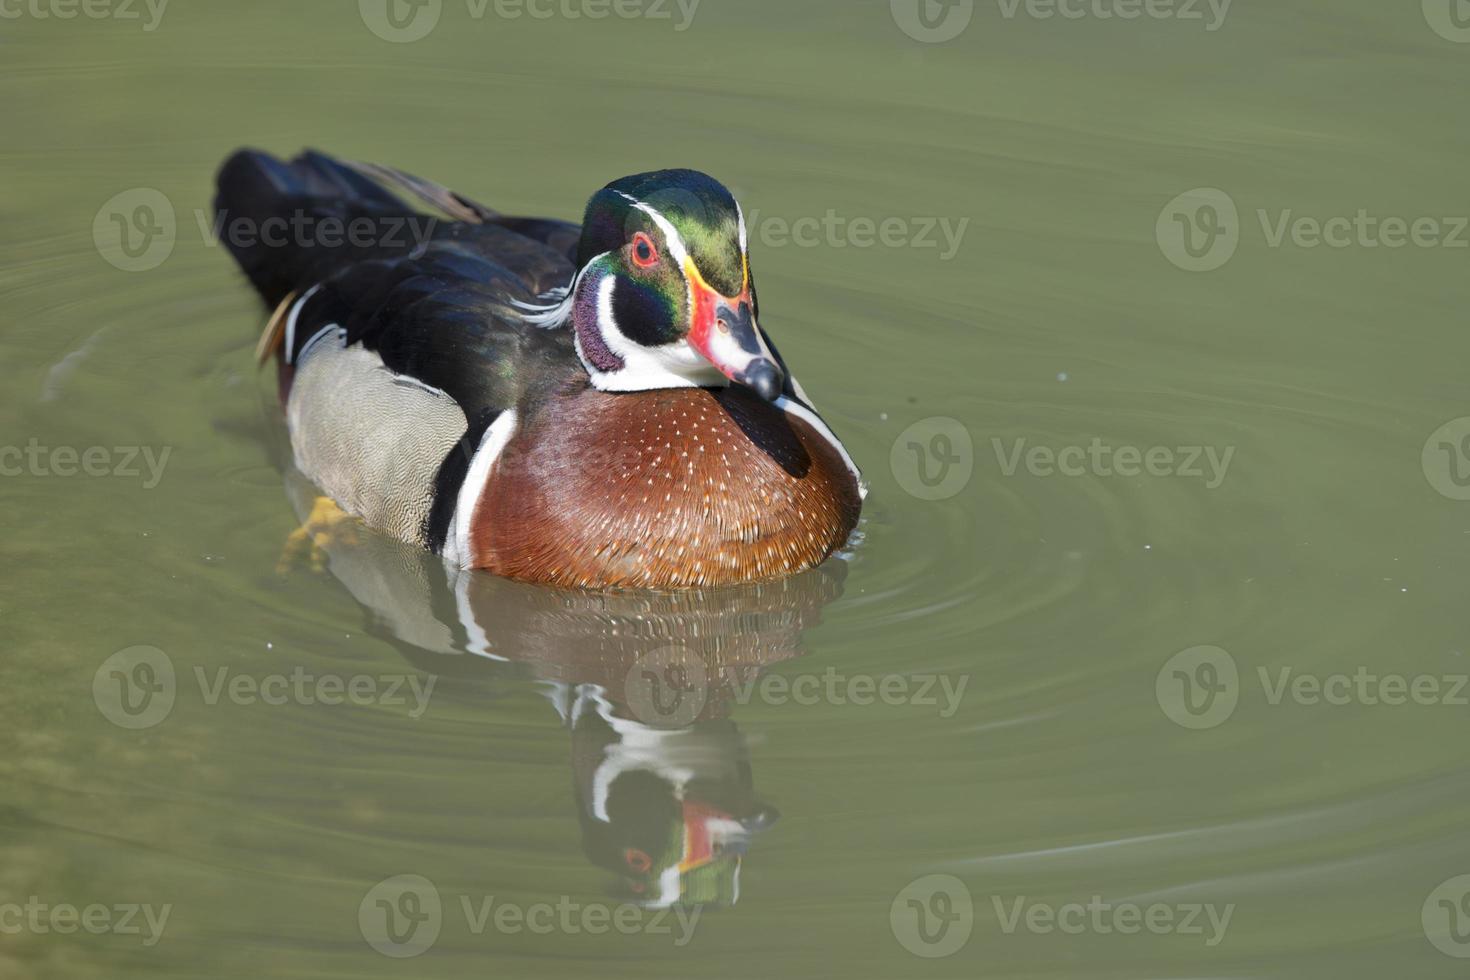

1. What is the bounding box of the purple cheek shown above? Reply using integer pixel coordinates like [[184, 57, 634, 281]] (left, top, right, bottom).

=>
[[575, 286, 624, 373]]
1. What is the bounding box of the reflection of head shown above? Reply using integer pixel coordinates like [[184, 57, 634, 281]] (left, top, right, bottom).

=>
[[280, 464, 845, 906], [569, 688, 778, 908]]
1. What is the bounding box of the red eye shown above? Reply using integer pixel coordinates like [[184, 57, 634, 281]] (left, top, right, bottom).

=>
[[631, 233, 659, 268]]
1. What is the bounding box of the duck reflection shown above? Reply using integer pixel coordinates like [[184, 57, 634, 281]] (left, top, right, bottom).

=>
[[280, 468, 845, 908]]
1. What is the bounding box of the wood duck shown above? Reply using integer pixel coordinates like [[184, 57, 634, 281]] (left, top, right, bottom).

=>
[[216, 149, 864, 590]]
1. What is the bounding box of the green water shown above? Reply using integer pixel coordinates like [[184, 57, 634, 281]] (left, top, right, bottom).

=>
[[5, 0, 1470, 976]]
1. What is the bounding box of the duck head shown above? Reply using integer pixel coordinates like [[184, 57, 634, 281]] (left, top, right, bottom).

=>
[[521, 169, 785, 401]]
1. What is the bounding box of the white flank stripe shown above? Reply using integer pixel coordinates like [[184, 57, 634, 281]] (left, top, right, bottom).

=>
[[776, 396, 867, 498], [447, 409, 519, 568]]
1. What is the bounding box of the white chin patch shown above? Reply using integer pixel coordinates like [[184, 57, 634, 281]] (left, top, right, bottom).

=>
[[583, 275, 727, 393]]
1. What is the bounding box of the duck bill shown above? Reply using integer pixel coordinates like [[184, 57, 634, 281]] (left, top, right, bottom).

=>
[[686, 276, 784, 402]]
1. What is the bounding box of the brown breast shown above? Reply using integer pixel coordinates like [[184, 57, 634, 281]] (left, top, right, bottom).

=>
[[470, 385, 862, 590]]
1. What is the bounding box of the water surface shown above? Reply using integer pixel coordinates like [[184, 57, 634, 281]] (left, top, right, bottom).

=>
[[3, 2, 1470, 977]]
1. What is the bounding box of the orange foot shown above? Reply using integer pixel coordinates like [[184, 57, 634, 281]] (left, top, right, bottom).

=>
[[276, 496, 359, 574]]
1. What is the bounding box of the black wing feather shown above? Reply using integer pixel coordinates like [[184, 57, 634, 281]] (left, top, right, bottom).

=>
[[215, 148, 585, 420]]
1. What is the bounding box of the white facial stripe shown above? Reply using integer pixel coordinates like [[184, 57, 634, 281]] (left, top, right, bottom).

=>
[[615, 190, 751, 294], [612, 191, 693, 269]]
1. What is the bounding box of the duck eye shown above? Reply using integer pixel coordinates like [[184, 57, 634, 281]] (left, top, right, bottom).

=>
[[624, 848, 653, 873], [631, 233, 659, 268]]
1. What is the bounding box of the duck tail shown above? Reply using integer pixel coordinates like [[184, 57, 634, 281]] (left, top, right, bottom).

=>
[[213, 148, 423, 308]]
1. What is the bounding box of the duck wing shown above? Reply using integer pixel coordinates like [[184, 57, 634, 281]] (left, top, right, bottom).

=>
[[215, 148, 585, 420]]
